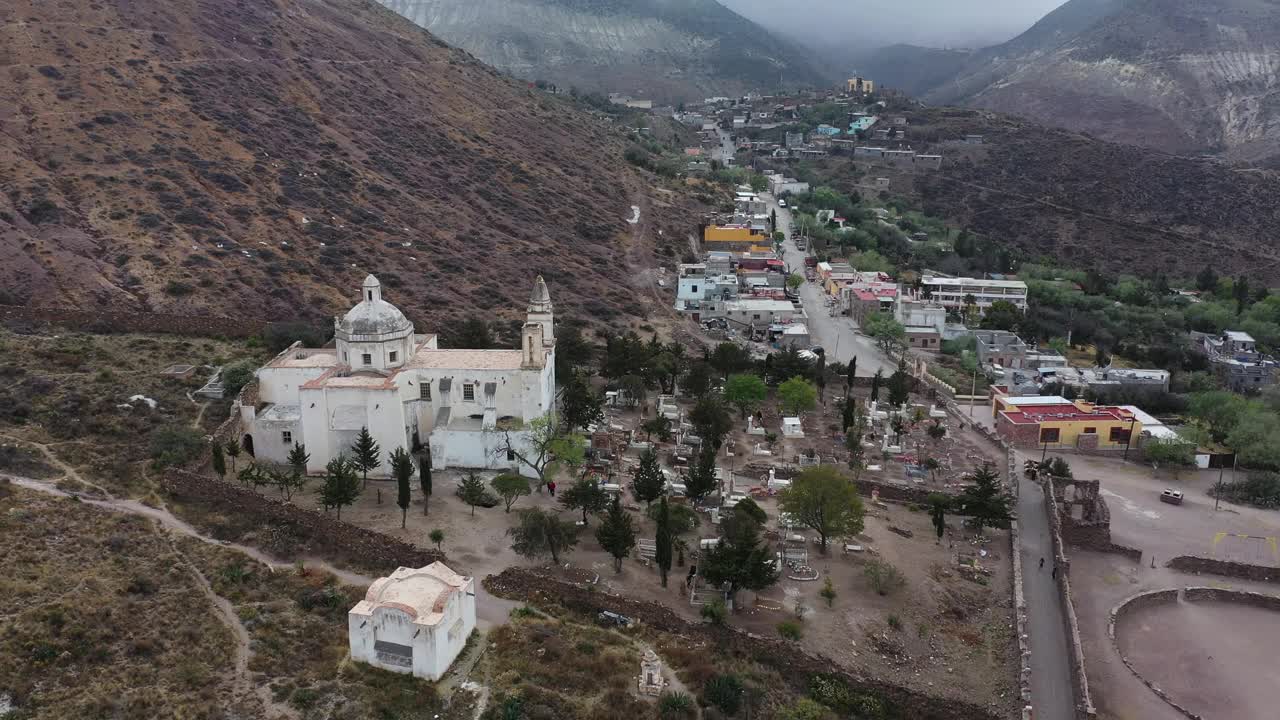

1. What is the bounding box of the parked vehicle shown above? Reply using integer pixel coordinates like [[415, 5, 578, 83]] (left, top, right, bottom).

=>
[[1159, 489, 1184, 505]]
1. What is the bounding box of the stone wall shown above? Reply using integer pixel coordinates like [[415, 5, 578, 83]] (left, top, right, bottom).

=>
[[1166, 556, 1280, 584], [1047, 476, 1142, 561], [0, 304, 270, 338], [161, 469, 444, 573], [1042, 478, 1098, 720], [483, 567, 1004, 720], [1108, 587, 1280, 720]]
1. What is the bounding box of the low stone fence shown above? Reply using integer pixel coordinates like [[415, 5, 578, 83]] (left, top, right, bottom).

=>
[[1107, 587, 1280, 720], [483, 567, 1004, 720], [162, 469, 444, 573], [0, 304, 270, 338], [1166, 555, 1280, 584]]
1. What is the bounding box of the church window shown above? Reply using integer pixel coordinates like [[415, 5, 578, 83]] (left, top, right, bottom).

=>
[[463, 383, 475, 402], [420, 383, 431, 400], [282, 430, 292, 445], [389, 351, 398, 363], [368, 291, 374, 301], [362, 353, 372, 366]]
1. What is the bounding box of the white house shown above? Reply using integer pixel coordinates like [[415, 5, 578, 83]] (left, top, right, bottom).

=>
[[242, 274, 556, 476], [348, 563, 476, 681]]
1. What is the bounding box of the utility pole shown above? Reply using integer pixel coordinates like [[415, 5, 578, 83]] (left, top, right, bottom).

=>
[[1215, 461, 1225, 512], [1121, 416, 1137, 462]]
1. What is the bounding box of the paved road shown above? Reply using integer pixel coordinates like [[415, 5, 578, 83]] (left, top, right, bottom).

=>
[[713, 127, 735, 164], [1016, 470, 1076, 720], [766, 193, 896, 377]]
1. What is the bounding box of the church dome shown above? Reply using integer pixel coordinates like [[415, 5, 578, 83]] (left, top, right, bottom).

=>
[[336, 275, 413, 339]]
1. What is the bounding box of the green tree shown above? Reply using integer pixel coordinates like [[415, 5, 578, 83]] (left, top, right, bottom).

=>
[[560, 370, 605, 431], [287, 442, 310, 479], [554, 319, 594, 383], [491, 472, 533, 513], [320, 455, 360, 520], [956, 463, 1014, 533], [749, 172, 768, 192], [685, 444, 718, 503], [272, 462, 308, 502], [724, 373, 767, 418], [709, 342, 754, 379], [863, 313, 906, 354], [681, 361, 715, 397], [778, 466, 866, 554], [786, 273, 804, 292], [1189, 391, 1250, 443], [655, 496, 674, 587], [1195, 265, 1219, 293], [429, 528, 445, 551], [418, 449, 432, 515], [819, 577, 837, 608], [778, 376, 818, 415], [641, 414, 674, 442], [496, 413, 585, 491], [224, 438, 242, 475], [595, 495, 637, 573], [869, 369, 883, 403], [220, 362, 256, 397], [887, 366, 912, 407], [701, 512, 780, 607], [456, 471, 489, 516], [846, 355, 858, 396], [560, 476, 608, 525], [631, 449, 667, 507], [927, 493, 950, 543], [508, 508, 579, 564], [447, 316, 493, 349], [979, 300, 1024, 332], [211, 442, 226, 480], [390, 447, 415, 528], [350, 427, 381, 489], [690, 393, 733, 450], [1145, 440, 1195, 480]]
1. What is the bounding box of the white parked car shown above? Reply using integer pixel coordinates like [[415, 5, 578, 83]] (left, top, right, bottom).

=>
[[778, 199, 787, 207]]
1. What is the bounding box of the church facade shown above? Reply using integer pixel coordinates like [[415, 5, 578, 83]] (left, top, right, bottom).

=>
[[240, 274, 556, 476]]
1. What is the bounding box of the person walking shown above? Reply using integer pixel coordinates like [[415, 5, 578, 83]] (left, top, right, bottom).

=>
[[1039, 557, 1045, 570], [1051, 565, 1058, 580], [547, 480, 556, 497]]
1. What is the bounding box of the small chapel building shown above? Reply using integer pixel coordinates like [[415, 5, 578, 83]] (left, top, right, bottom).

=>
[[240, 274, 556, 475], [348, 562, 476, 680]]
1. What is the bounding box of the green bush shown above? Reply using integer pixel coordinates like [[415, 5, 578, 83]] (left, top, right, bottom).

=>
[[220, 361, 257, 397], [149, 426, 205, 469], [701, 598, 727, 625], [1214, 472, 1280, 508], [777, 619, 803, 640], [647, 501, 700, 534], [658, 691, 696, 719], [887, 614, 902, 631], [703, 674, 744, 716]]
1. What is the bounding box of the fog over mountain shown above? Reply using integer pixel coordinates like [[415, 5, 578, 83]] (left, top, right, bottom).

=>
[[719, 0, 1067, 50]]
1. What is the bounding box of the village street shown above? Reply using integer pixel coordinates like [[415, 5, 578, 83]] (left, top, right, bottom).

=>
[[765, 192, 897, 377]]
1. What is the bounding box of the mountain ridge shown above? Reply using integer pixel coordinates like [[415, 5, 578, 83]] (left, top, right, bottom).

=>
[[863, 0, 1280, 162], [374, 0, 830, 101]]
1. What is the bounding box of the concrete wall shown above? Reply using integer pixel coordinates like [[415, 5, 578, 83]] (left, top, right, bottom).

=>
[[1043, 479, 1099, 720], [1166, 556, 1280, 583]]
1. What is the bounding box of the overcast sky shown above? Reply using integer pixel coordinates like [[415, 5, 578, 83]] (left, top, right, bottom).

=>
[[719, 0, 1068, 49]]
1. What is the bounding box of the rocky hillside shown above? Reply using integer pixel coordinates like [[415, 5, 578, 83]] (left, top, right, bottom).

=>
[[905, 0, 1280, 162], [0, 0, 688, 329], [807, 106, 1280, 280], [374, 0, 829, 101]]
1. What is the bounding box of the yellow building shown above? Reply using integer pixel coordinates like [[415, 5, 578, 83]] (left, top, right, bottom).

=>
[[992, 391, 1141, 453], [703, 225, 768, 251], [846, 77, 875, 94]]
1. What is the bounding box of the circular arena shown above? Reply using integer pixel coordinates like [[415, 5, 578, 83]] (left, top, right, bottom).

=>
[[1111, 588, 1280, 719]]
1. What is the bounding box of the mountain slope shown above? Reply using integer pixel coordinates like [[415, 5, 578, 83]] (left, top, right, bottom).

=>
[[374, 0, 829, 101], [919, 0, 1280, 160], [0, 0, 677, 327]]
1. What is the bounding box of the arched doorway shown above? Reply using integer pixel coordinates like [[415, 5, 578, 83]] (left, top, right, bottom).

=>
[[242, 433, 255, 457]]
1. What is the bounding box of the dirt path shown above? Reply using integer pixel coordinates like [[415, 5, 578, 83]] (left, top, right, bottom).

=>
[[165, 532, 300, 720], [7, 473, 375, 586], [0, 432, 110, 496]]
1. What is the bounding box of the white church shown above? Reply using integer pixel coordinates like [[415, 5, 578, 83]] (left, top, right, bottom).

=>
[[240, 274, 556, 476]]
